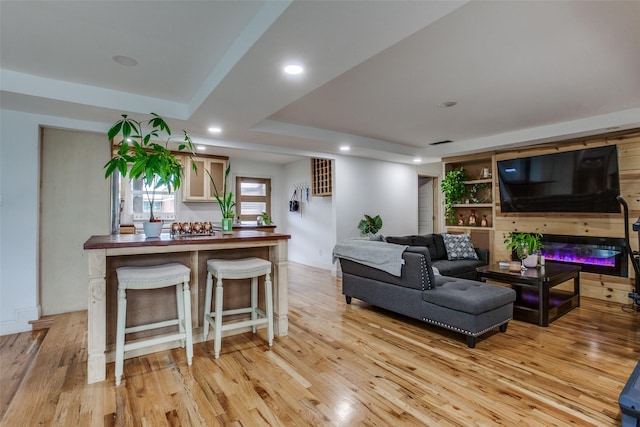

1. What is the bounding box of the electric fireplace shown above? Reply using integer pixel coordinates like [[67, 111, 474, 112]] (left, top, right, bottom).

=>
[[540, 234, 627, 277]]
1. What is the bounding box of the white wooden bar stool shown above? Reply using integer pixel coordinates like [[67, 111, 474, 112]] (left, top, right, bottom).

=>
[[203, 258, 273, 359], [114, 263, 193, 386]]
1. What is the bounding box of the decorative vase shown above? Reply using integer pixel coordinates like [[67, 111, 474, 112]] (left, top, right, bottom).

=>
[[143, 221, 163, 238], [221, 217, 233, 234], [468, 210, 477, 226]]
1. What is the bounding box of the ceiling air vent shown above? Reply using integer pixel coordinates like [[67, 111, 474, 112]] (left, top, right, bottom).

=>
[[429, 139, 453, 146]]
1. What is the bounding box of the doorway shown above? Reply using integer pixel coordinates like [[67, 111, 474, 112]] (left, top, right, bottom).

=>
[[418, 175, 438, 234], [40, 128, 110, 315]]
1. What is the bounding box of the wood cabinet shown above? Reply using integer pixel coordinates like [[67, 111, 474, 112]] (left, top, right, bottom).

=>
[[182, 156, 228, 202]]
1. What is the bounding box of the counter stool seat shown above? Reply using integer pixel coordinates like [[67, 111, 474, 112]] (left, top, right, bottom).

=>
[[115, 263, 193, 386], [203, 258, 273, 359]]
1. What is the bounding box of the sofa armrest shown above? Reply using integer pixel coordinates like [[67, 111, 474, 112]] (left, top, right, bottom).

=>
[[475, 248, 490, 264], [339, 245, 437, 290]]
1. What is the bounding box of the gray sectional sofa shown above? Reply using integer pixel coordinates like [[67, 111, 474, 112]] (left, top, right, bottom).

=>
[[335, 234, 516, 347], [384, 233, 488, 279]]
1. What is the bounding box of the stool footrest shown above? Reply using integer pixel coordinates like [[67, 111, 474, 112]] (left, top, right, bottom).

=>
[[125, 319, 179, 334], [204, 313, 268, 332], [216, 307, 253, 317], [123, 332, 187, 352], [220, 317, 268, 332]]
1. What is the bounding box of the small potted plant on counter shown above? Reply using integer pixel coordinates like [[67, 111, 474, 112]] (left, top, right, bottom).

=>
[[209, 162, 235, 233], [103, 113, 196, 237], [261, 211, 272, 225]]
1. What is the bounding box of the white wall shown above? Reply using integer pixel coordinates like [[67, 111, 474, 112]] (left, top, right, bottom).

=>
[[0, 111, 41, 335], [282, 159, 335, 270], [334, 156, 419, 243]]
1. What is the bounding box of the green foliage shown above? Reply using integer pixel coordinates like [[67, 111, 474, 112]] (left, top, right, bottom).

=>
[[261, 211, 272, 225], [504, 230, 543, 254], [208, 163, 235, 219], [441, 167, 468, 224], [358, 214, 383, 235], [470, 182, 491, 204], [103, 113, 196, 221]]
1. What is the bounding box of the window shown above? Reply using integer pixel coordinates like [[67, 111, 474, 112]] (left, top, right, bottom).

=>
[[236, 177, 271, 222], [130, 177, 176, 221]]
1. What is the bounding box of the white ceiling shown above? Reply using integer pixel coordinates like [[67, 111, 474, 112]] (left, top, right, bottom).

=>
[[1, 0, 639, 165]]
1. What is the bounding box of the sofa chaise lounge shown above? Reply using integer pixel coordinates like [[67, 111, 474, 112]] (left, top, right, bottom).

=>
[[334, 234, 516, 347]]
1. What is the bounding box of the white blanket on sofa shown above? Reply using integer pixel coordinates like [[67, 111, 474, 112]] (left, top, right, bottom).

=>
[[332, 239, 407, 276]]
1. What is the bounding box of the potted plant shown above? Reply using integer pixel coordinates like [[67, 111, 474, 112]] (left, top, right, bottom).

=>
[[209, 163, 235, 233], [441, 167, 468, 225], [261, 211, 272, 225], [103, 113, 195, 237], [358, 214, 383, 236], [504, 230, 543, 268]]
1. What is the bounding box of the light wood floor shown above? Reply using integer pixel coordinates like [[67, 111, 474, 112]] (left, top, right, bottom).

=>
[[1, 262, 639, 426]]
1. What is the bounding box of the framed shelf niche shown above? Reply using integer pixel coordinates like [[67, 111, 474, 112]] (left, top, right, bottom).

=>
[[442, 153, 496, 260]]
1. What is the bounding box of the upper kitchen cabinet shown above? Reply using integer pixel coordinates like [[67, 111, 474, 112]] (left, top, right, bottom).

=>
[[182, 156, 228, 202]]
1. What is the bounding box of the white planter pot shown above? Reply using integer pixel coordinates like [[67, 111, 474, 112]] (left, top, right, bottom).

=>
[[143, 221, 163, 238], [523, 255, 538, 269]]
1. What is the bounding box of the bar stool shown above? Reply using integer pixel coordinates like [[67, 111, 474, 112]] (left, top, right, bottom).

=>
[[203, 258, 273, 359], [114, 263, 193, 385]]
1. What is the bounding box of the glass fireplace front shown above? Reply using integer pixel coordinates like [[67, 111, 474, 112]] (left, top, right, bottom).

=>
[[540, 234, 627, 277]]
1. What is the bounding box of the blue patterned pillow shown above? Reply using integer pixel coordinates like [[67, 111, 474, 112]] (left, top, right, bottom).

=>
[[441, 233, 479, 260]]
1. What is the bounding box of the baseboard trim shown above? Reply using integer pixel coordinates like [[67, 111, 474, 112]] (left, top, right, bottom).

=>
[[0, 306, 40, 336]]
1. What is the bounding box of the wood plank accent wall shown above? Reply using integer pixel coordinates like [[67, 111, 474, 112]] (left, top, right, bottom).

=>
[[492, 131, 640, 304]]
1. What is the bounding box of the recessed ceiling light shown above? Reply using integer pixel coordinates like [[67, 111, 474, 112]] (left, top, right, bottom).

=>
[[283, 64, 304, 75], [197, 145, 206, 151], [112, 55, 138, 66], [339, 145, 350, 151], [208, 127, 222, 134], [438, 101, 457, 108], [413, 158, 422, 163]]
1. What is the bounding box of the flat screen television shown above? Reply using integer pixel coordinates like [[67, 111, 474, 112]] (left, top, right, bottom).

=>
[[497, 145, 621, 213]]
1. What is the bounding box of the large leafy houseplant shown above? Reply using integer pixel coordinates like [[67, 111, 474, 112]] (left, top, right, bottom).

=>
[[103, 113, 195, 224], [358, 214, 383, 236], [441, 167, 468, 224]]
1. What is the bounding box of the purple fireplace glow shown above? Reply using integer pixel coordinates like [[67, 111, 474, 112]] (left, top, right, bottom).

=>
[[540, 234, 627, 277]]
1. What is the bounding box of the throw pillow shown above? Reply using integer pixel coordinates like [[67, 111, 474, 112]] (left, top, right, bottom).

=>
[[441, 233, 479, 260]]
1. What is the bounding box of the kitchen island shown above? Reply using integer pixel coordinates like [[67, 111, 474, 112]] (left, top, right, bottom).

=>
[[83, 230, 290, 384]]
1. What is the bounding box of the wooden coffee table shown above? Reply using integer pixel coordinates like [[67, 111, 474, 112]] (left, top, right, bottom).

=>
[[476, 262, 580, 326]]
